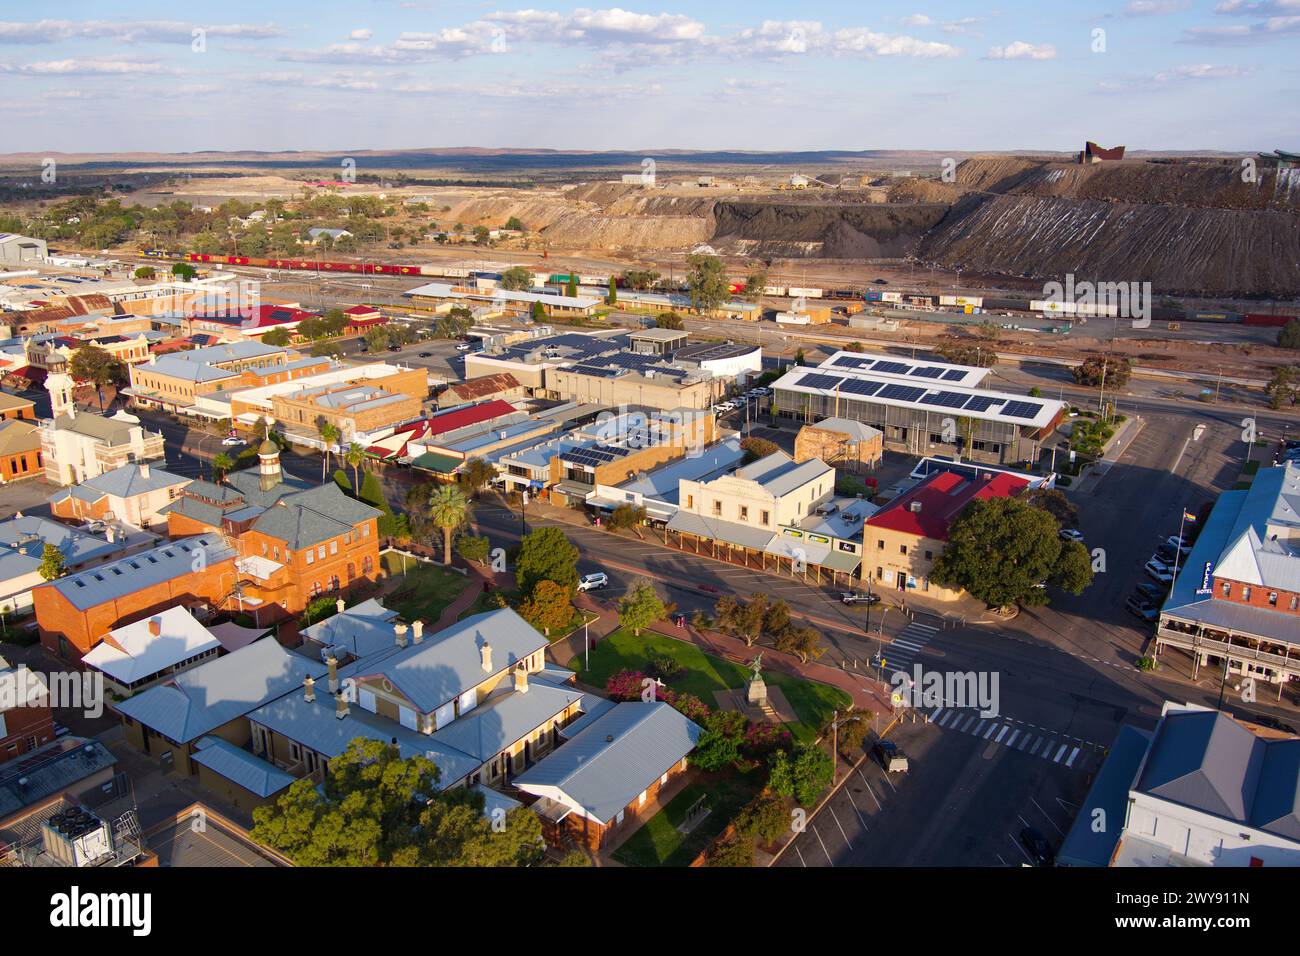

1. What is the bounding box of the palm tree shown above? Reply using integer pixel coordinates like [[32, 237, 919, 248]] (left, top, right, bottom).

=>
[[344, 442, 366, 495], [212, 452, 234, 484], [427, 484, 469, 567], [318, 421, 340, 482]]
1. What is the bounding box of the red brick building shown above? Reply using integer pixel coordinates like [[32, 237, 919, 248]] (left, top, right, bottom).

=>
[[0, 656, 56, 764]]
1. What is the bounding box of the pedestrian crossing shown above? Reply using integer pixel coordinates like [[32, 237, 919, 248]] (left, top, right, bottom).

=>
[[880, 618, 939, 672], [926, 706, 1096, 770]]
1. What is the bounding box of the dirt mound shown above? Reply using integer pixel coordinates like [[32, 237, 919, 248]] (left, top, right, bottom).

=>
[[887, 178, 962, 204], [918, 192, 1300, 297], [711, 202, 947, 259]]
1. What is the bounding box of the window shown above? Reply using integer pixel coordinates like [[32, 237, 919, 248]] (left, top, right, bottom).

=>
[[318, 546, 326, 560], [1291, 596, 1298, 611], [877, 539, 885, 550], [760, 510, 769, 526], [306, 551, 314, 565], [1222, 582, 1231, 597], [1243, 586, 1252, 601], [330, 541, 338, 555], [739, 506, 749, 521], [876, 567, 883, 580], [712, 500, 722, 516], [1270, 592, 1279, 606], [686, 494, 694, 509], [900, 544, 907, 555]]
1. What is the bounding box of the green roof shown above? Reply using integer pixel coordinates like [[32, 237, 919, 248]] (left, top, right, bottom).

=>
[[410, 452, 463, 474]]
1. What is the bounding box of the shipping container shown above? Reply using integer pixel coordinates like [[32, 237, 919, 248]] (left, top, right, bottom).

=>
[[1029, 299, 1119, 318], [1243, 313, 1295, 327], [864, 291, 883, 302], [787, 287, 824, 299], [762, 285, 787, 296]]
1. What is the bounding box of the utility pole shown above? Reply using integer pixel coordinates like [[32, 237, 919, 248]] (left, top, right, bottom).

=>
[[830, 710, 839, 785]]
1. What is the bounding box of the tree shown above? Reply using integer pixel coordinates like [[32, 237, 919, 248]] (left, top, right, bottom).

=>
[[500, 266, 532, 291], [774, 624, 824, 664], [344, 442, 367, 497], [427, 484, 469, 566], [740, 436, 779, 463], [706, 835, 755, 867], [654, 312, 684, 330], [768, 743, 833, 806], [835, 716, 871, 761], [607, 277, 617, 305], [457, 457, 495, 499], [1025, 487, 1079, 529], [212, 452, 234, 483], [744, 269, 768, 305], [1278, 319, 1300, 350], [734, 593, 769, 646], [472, 225, 490, 245], [518, 579, 573, 633], [260, 326, 292, 347], [606, 503, 647, 531], [515, 527, 579, 598], [318, 420, 341, 482], [37, 543, 67, 581], [171, 262, 197, 281], [68, 345, 125, 411], [456, 534, 490, 565], [250, 738, 543, 867], [734, 792, 790, 846], [685, 253, 728, 313], [503, 216, 525, 232], [531, 301, 545, 323], [931, 497, 1095, 609], [618, 577, 665, 636], [691, 730, 741, 772], [621, 269, 660, 291], [1072, 355, 1132, 389], [133, 266, 155, 279], [934, 341, 997, 368], [1267, 366, 1300, 409], [566, 274, 578, 298]]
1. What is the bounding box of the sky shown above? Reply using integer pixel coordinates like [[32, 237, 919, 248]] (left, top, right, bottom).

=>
[[0, 1, 1297, 153]]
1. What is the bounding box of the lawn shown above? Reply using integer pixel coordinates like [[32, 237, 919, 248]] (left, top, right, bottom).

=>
[[569, 629, 849, 742], [612, 769, 764, 867], [382, 553, 469, 623]]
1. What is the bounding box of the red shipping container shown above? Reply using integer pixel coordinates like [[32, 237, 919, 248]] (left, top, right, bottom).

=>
[[1243, 313, 1295, 327]]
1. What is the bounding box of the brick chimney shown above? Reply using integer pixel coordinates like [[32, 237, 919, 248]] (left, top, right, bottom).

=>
[[304, 675, 316, 703], [327, 655, 338, 694], [395, 622, 409, 648], [147, 616, 161, 637], [412, 620, 424, 644], [480, 641, 492, 673], [514, 663, 529, 694], [335, 690, 349, 719], [336, 598, 346, 614], [139, 462, 150, 480]]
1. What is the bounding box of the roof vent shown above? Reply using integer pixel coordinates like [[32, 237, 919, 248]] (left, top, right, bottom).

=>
[[909, 501, 923, 513]]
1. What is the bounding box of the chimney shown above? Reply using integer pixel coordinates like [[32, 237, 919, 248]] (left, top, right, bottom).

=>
[[304, 675, 316, 703], [412, 620, 424, 644], [480, 642, 493, 673], [139, 462, 150, 480], [336, 598, 346, 614], [909, 501, 923, 513], [105, 526, 117, 542], [395, 622, 409, 648], [514, 664, 529, 694], [327, 655, 338, 694], [147, 617, 161, 637], [335, 691, 349, 719]]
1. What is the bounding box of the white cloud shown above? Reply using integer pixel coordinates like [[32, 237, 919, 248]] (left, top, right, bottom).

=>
[[0, 19, 281, 44], [901, 14, 933, 27], [1215, 0, 1300, 13], [1, 57, 175, 74], [834, 28, 960, 57], [986, 40, 1057, 60], [1122, 0, 1189, 15], [1096, 62, 1251, 92], [349, 29, 373, 41]]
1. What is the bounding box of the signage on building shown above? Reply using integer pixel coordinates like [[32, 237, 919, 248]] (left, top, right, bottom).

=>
[[1196, 561, 1214, 596]]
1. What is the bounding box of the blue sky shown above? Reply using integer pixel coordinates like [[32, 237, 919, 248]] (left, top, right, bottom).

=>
[[1, 1, 1296, 152]]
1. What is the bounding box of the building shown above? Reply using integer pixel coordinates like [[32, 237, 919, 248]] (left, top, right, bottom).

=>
[[436, 373, 525, 409], [628, 328, 688, 356], [771, 350, 1066, 466], [0, 391, 35, 421], [268, 366, 427, 445], [665, 450, 871, 586], [1081, 141, 1126, 163], [1109, 703, 1300, 867], [586, 437, 747, 524], [0, 654, 54, 765], [363, 399, 518, 463], [405, 281, 602, 318], [515, 702, 702, 851], [0, 418, 42, 484], [1157, 462, 1300, 692], [0, 513, 140, 614], [49, 461, 190, 530], [0, 234, 47, 266], [81, 606, 224, 696], [40, 385, 166, 486], [795, 417, 883, 474], [32, 534, 238, 664], [126, 340, 294, 413], [862, 469, 1029, 598]]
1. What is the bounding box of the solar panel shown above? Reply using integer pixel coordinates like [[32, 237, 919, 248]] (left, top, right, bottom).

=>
[[840, 378, 884, 397], [877, 383, 927, 402], [920, 391, 969, 409], [832, 356, 873, 369], [1001, 401, 1044, 420], [799, 373, 846, 391], [909, 366, 945, 379], [941, 370, 968, 381], [962, 396, 1005, 413], [871, 361, 910, 375]]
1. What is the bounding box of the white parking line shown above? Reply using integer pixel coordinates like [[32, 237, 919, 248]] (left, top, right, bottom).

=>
[[813, 826, 835, 866], [1009, 832, 1035, 865], [794, 844, 807, 867], [1030, 797, 1066, 837], [856, 768, 882, 809], [828, 805, 853, 850]]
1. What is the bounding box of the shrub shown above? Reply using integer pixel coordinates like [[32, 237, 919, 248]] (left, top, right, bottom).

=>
[[646, 655, 685, 681], [734, 793, 791, 847], [706, 835, 754, 867], [742, 722, 793, 759], [691, 730, 742, 772]]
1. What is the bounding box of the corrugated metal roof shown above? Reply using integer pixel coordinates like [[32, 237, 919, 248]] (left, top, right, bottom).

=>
[[430, 681, 583, 761], [82, 606, 221, 685], [191, 737, 296, 798], [666, 509, 776, 551], [47, 534, 235, 611], [514, 702, 702, 824]]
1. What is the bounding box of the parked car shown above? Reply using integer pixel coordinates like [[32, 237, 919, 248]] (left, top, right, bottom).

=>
[[1020, 827, 1054, 866], [221, 437, 243, 446], [1250, 714, 1298, 735], [1165, 535, 1192, 555], [873, 740, 909, 773], [577, 572, 609, 592], [1125, 596, 1159, 622], [1059, 528, 1084, 543], [456, 343, 472, 352], [1145, 559, 1175, 584], [419, 351, 433, 358], [840, 591, 882, 606], [1133, 582, 1165, 604], [1154, 544, 1180, 564]]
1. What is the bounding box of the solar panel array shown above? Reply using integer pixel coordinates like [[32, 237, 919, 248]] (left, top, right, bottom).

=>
[[1000, 401, 1044, 420], [919, 391, 969, 409], [830, 355, 874, 370], [560, 443, 634, 469], [788, 370, 1051, 423], [570, 363, 626, 379], [877, 383, 927, 402], [828, 353, 982, 383], [840, 378, 884, 397], [872, 361, 911, 376], [908, 366, 945, 380], [799, 373, 846, 391], [962, 396, 1005, 413], [942, 369, 968, 381]]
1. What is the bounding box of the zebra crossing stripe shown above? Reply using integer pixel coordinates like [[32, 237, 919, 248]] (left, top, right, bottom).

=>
[[1053, 743, 1068, 763], [1029, 737, 1044, 755], [983, 723, 998, 739], [1017, 733, 1031, 751], [995, 725, 1009, 743], [1066, 747, 1080, 768], [959, 715, 977, 732], [1005, 729, 1020, 748]]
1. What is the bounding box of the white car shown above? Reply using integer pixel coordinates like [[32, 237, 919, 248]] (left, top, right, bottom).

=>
[[456, 343, 472, 352], [1165, 535, 1192, 556], [221, 437, 243, 446], [1145, 560, 1175, 584], [1059, 529, 1084, 543], [577, 572, 609, 592]]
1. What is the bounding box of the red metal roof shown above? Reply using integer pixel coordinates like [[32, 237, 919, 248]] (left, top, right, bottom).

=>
[[343, 305, 379, 316], [364, 400, 516, 458], [865, 470, 1029, 541]]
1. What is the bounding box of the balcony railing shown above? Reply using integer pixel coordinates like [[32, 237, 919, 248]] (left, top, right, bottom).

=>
[[1156, 626, 1299, 670]]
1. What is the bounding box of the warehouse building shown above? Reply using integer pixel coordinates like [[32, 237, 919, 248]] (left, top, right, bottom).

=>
[[771, 351, 1065, 466], [0, 234, 47, 267]]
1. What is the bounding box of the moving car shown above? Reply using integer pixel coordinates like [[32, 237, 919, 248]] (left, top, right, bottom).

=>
[[577, 572, 609, 592], [419, 351, 433, 358], [873, 740, 909, 773], [1059, 528, 1084, 543], [1250, 714, 1298, 735], [221, 437, 243, 446], [1125, 595, 1159, 622], [456, 343, 472, 352], [1020, 827, 1054, 866], [841, 591, 882, 606]]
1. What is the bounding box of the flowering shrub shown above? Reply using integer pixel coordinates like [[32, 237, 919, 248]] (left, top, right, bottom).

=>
[[605, 669, 651, 702], [742, 722, 792, 759]]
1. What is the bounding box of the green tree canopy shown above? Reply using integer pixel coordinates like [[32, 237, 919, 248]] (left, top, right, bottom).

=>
[[931, 496, 1095, 609], [38, 543, 67, 581], [428, 484, 470, 566], [617, 577, 665, 636], [1072, 355, 1132, 389], [1277, 319, 1300, 350], [686, 253, 728, 313], [654, 312, 684, 330], [515, 527, 579, 598], [499, 266, 533, 291]]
